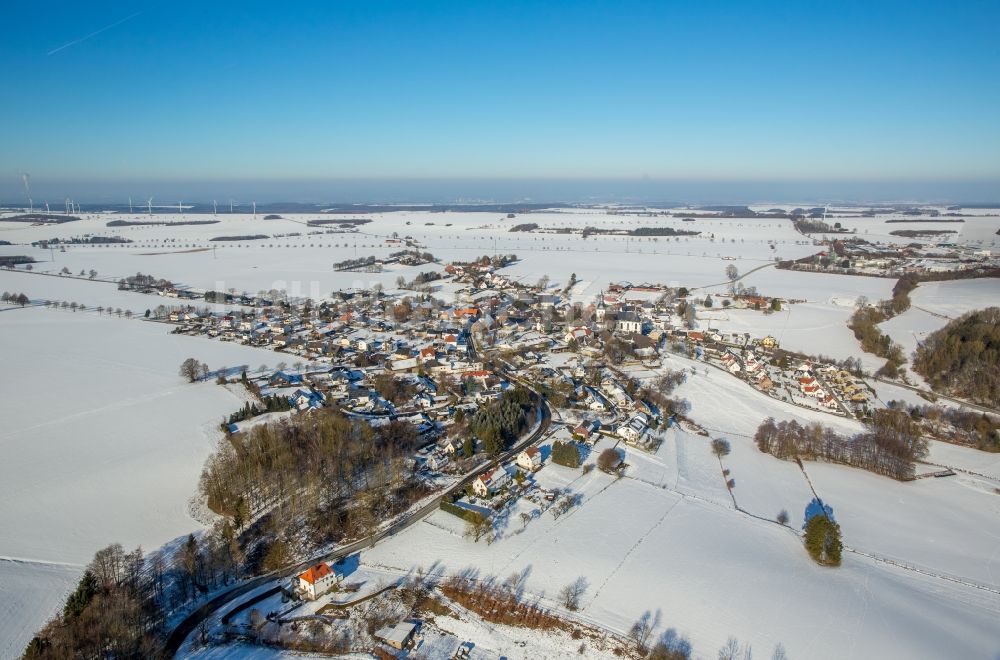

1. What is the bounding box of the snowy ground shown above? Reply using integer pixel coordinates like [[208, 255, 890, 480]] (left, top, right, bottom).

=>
[[358, 431, 1000, 659], [2, 210, 999, 658], [0, 559, 81, 659], [0, 308, 275, 654]]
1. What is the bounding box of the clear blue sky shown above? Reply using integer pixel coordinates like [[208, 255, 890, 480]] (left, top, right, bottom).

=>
[[2, 0, 999, 202]]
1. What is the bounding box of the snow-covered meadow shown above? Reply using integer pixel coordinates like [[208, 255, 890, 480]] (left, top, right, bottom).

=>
[[1, 207, 998, 658], [0, 308, 275, 655], [359, 426, 1000, 660]]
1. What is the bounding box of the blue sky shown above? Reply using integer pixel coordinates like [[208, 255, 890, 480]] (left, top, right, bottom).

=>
[[2, 1, 999, 202]]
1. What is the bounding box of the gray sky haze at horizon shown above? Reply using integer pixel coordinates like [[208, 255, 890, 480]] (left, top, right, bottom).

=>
[[2, 177, 999, 207]]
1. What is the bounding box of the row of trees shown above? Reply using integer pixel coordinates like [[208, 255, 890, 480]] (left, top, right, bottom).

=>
[[753, 411, 927, 480], [1, 291, 29, 305], [847, 275, 919, 377]]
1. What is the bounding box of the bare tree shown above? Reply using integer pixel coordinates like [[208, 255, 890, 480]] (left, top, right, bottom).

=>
[[520, 511, 531, 530], [597, 447, 621, 472], [179, 358, 201, 383], [629, 610, 660, 653], [559, 576, 587, 611], [711, 438, 731, 458]]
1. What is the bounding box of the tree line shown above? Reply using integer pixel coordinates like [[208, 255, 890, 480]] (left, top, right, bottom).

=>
[[753, 410, 927, 480], [1, 291, 30, 306]]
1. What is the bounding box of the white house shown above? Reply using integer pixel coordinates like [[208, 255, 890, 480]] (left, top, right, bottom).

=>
[[297, 562, 336, 600], [619, 413, 649, 443], [472, 467, 511, 497], [426, 451, 449, 471], [516, 446, 542, 472]]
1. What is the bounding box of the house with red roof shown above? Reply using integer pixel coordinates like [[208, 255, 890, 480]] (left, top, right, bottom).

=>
[[472, 467, 511, 497], [517, 446, 542, 472], [297, 562, 336, 600]]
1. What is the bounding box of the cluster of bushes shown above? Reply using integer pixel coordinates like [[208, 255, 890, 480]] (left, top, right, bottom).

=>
[[551, 440, 581, 468], [222, 395, 292, 429], [118, 272, 173, 291], [509, 223, 539, 232], [753, 410, 927, 480], [627, 227, 700, 237], [209, 234, 269, 241], [439, 573, 565, 630], [913, 307, 1000, 408], [33, 236, 132, 246], [887, 400, 1000, 452]]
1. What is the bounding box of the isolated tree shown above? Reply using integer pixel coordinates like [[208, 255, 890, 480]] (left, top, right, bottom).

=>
[[776, 509, 790, 525], [559, 576, 587, 611], [89, 269, 97, 279], [629, 610, 659, 654], [597, 447, 621, 472], [711, 438, 731, 458], [16, 293, 29, 306], [804, 514, 842, 566], [179, 358, 201, 383], [770, 298, 781, 312], [771, 643, 788, 660], [519, 511, 531, 530]]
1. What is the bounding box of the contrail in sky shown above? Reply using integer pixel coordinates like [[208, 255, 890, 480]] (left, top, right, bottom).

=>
[[47, 11, 141, 56]]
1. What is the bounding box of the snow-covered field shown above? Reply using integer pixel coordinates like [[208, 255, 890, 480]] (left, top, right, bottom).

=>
[[2, 209, 998, 658], [0, 308, 275, 655], [0, 559, 81, 659], [359, 428, 1000, 659]]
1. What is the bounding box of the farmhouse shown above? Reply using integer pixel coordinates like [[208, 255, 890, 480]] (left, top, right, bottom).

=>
[[297, 562, 336, 600]]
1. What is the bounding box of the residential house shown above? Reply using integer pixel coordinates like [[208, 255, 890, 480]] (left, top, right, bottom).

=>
[[516, 446, 542, 472], [297, 562, 336, 600], [472, 467, 511, 497]]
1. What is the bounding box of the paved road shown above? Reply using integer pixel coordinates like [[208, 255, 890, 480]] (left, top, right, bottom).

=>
[[162, 367, 551, 658]]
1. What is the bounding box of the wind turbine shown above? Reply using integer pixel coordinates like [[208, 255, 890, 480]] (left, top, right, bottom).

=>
[[147, 198, 153, 216], [21, 173, 31, 213], [252, 201, 256, 219], [45, 202, 49, 213], [65, 198, 71, 214], [229, 199, 235, 213], [129, 196, 133, 214], [178, 200, 183, 215], [213, 200, 218, 216]]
